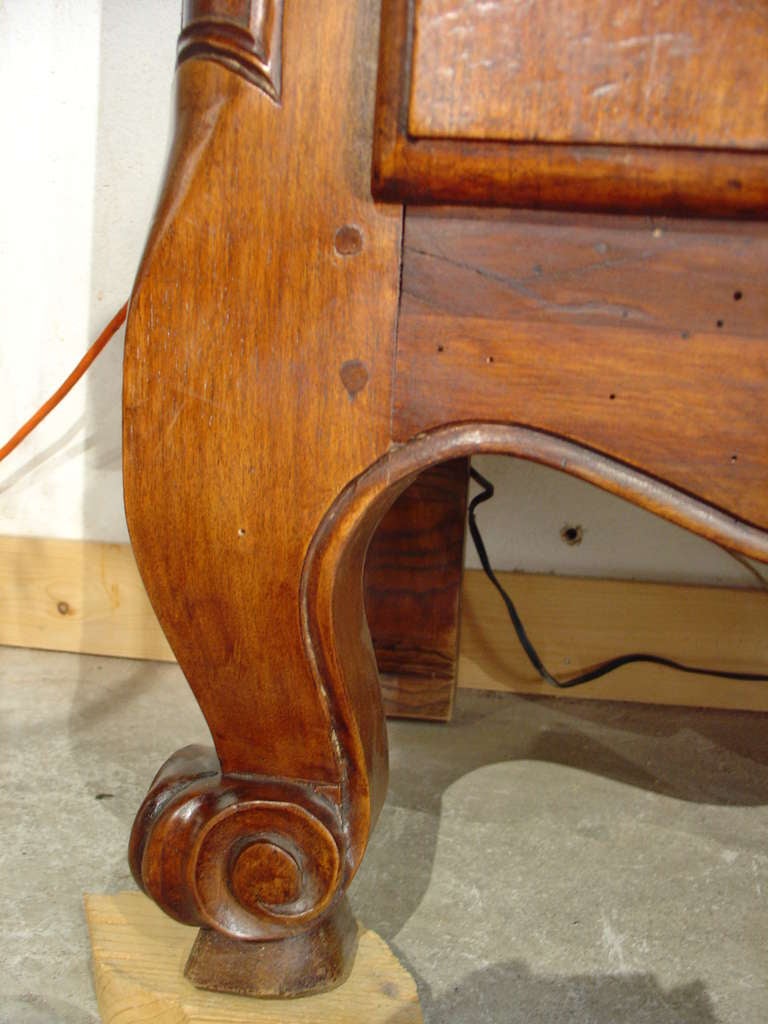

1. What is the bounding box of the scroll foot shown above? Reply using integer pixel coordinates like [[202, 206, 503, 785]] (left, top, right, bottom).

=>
[[184, 898, 359, 998]]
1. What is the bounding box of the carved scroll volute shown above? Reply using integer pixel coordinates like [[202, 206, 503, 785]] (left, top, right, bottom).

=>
[[129, 746, 346, 941], [179, 0, 283, 101]]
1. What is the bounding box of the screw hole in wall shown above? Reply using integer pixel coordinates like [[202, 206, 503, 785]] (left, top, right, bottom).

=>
[[560, 525, 583, 546]]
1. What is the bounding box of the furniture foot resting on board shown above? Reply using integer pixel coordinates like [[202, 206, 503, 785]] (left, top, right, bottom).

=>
[[122, 0, 768, 1000], [129, 746, 359, 996], [85, 892, 423, 1021]]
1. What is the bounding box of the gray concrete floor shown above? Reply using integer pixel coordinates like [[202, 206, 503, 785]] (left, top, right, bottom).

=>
[[1, 646, 767, 1023]]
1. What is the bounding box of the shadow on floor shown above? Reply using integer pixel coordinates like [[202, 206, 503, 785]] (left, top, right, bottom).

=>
[[420, 961, 717, 1024], [351, 688, 768, 949]]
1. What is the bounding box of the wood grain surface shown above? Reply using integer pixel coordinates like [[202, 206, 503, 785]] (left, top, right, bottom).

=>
[[0, 484, 466, 720], [122, 0, 402, 991], [112, 0, 768, 999], [373, 0, 768, 216], [409, 0, 768, 149], [365, 459, 469, 720], [125, 4, 400, 787], [178, 0, 284, 100], [395, 209, 768, 533], [85, 891, 422, 1023], [460, 569, 768, 711]]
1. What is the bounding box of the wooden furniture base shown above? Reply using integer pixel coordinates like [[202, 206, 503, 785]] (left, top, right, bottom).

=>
[[120, 0, 768, 1004], [184, 897, 358, 998], [85, 892, 422, 1021]]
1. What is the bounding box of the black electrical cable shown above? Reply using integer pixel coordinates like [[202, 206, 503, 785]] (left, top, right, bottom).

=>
[[468, 466, 768, 688]]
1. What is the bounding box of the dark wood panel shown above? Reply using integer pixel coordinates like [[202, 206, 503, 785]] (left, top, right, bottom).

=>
[[365, 459, 469, 721], [409, 0, 768, 149], [394, 209, 768, 530], [373, 0, 768, 217], [402, 210, 768, 336]]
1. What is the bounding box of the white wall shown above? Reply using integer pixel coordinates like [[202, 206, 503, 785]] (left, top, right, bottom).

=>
[[0, 0, 178, 541], [0, 2, 758, 588], [465, 455, 759, 586]]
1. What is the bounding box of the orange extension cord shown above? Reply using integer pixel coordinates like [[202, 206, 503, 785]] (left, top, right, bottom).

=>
[[0, 302, 128, 464]]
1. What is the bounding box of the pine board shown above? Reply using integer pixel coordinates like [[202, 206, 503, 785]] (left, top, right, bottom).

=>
[[85, 892, 422, 1024], [1, 535, 766, 711], [459, 570, 768, 710]]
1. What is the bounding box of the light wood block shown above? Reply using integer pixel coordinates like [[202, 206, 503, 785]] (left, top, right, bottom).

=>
[[0, 535, 173, 662], [85, 892, 422, 1024]]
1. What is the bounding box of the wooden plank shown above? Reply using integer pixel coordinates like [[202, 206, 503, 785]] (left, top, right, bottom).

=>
[[372, 0, 768, 217], [395, 208, 768, 533], [0, 535, 174, 662], [460, 569, 768, 711], [85, 891, 422, 1024], [2, 534, 767, 711]]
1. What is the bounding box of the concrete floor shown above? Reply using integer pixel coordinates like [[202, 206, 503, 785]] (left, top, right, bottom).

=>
[[1, 647, 767, 1023]]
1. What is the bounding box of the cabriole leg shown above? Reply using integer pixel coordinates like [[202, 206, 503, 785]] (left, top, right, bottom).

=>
[[123, 0, 401, 996]]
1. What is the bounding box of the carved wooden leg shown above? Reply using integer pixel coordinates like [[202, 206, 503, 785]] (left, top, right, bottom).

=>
[[123, 1, 402, 997]]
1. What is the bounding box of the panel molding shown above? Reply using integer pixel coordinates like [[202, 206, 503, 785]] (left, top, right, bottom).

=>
[[373, 0, 768, 217], [178, 0, 284, 101]]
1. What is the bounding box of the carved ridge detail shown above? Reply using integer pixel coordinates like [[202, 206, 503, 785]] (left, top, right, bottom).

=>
[[295, 423, 768, 880], [296, 420, 768, 884], [303, 423, 768, 587], [178, 0, 284, 101]]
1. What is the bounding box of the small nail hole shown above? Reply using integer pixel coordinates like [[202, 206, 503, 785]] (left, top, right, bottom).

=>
[[437, 344, 444, 353], [486, 355, 494, 364], [733, 290, 743, 301], [238, 528, 246, 537], [716, 319, 724, 328], [609, 393, 616, 400], [57, 601, 70, 616], [561, 525, 583, 546], [730, 454, 738, 464]]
